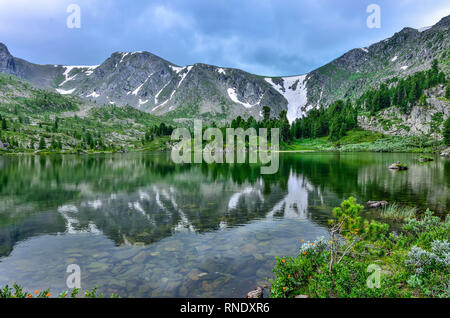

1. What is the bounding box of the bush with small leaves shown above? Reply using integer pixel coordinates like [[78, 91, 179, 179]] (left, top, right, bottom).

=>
[[405, 240, 450, 297], [271, 198, 449, 298]]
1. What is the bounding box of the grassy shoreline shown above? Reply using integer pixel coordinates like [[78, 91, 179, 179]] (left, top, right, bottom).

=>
[[1, 130, 447, 156], [270, 198, 449, 298], [282, 129, 447, 153]]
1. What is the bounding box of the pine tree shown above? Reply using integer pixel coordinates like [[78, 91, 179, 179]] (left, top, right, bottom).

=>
[[262, 106, 271, 122], [371, 91, 381, 113], [39, 136, 46, 150], [85, 132, 94, 149], [444, 117, 450, 146], [278, 110, 291, 142], [1, 118, 6, 130], [428, 59, 439, 87], [53, 117, 59, 132], [438, 72, 446, 84], [379, 84, 391, 109], [446, 85, 450, 100], [51, 138, 58, 149]]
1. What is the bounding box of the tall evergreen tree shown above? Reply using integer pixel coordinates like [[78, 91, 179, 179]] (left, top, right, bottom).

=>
[[262, 106, 271, 122], [39, 136, 46, 150], [53, 117, 59, 132], [444, 117, 450, 146]]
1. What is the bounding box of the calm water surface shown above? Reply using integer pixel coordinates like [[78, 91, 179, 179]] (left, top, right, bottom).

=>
[[0, 152, 448, 297]]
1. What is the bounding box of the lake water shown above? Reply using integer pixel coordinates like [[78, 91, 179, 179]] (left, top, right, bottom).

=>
[[0, 152, 448, 297]]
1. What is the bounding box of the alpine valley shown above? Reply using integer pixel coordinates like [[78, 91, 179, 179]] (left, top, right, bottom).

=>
[[1, 5, 450, 301], [0, 15, 449, 153]]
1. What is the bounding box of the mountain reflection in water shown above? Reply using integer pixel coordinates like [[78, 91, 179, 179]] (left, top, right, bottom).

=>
[[0, 152, 447, 297]]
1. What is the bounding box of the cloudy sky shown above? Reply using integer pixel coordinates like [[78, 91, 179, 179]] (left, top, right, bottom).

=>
[[0, 0, 449, 76]]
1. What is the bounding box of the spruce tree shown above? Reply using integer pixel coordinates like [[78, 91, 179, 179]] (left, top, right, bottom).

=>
[[444, 117, 450, 146], [53, 117, 59, 132], [262, 106, 271, 122], [39, 136, 46, 150], [446, 85, 450, 100]]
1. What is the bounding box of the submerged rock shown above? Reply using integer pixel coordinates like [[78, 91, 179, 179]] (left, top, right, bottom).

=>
[[388, 162, 408, 170], [201, 280, 220, 292], [418, 157, 434, 162], [187, 269, 208, 281], [367, 201, 389, 208], [132, 251, 148, 263], [247, 287, 263, 298]]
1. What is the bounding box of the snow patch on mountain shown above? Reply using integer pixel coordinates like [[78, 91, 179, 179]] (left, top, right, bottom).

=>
[[391, 55, 398, 62], [84, 65, 99, 76], [169, 65, 184, 74], [56, 88, 75, 95], [227, 88, 261, 109], [59, 65, 98, 86], [418, 26, 431, 32], [119, 52, 129, 64], [132, 82, 145, 96], [265, 75, 308, 124], [87, 91, 100, 98], [154, 81, 171, 104], [59, 66, 78, 87], [176, 66, 193, 88]]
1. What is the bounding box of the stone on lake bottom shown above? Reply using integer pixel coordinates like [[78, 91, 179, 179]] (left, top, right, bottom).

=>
[[132, 251, 147, 263], [388, 162, 408, 170], [187, 269, 208, 281], [247, 287, 263, 298], [367, 200, 389, 208]]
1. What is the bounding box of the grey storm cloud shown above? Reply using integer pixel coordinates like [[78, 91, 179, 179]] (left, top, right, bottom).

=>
[[0, 0, 449, 76]]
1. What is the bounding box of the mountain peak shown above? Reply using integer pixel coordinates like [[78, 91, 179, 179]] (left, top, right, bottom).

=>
[[0, 42, 16, 74], [434, 14, 450, 28], [397, 27, 419, 35], [0, 42, 12, 56]]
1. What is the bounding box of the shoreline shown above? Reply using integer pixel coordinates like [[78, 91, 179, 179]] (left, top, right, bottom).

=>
[[267, 198, 450, 298], [1, 147, 447, 156]]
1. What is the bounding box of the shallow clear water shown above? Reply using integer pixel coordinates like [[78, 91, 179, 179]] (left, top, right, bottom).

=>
[[0, 152, 448, 297]]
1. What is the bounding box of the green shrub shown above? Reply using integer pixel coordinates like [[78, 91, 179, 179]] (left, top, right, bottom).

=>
[[0, 285, 117, 298], [270, 198, 449, 298], [405, 240, 450, 297]]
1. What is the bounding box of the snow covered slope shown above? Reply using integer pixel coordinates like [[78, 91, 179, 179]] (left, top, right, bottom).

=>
[[265, 75, 308, 123]]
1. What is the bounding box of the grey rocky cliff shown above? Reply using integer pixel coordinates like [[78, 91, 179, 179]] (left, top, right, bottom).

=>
[[358, 86, 450, 138], [0, 15, 448, 125]]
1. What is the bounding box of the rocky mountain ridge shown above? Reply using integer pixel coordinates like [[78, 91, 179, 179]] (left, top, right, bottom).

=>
[[0, 15, 449, 124]]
